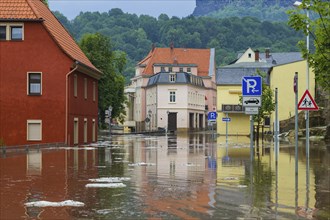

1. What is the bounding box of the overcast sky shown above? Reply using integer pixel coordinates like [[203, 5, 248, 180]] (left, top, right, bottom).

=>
[[49, 0, 196, 20]]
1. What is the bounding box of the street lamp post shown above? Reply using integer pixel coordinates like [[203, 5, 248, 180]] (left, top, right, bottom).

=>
[[293, 0, 310, 160]]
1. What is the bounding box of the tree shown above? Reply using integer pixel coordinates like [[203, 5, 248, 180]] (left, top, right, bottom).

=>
[[288, 0, 330, 92], [79, 33, 127, 126]]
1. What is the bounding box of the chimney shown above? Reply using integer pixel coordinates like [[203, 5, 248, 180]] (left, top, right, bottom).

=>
[[265, 48, 270, 58], [255, 50, 259, 62], [151, 43, 155, 52], [170, 41, 174, 50]]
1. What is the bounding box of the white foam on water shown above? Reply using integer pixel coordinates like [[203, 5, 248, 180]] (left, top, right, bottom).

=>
[[85, 183, 126, 188], [88, 177, 131, 183], [25, 200, 85, 207]]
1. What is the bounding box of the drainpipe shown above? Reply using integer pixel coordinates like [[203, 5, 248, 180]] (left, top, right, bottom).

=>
[[65, 62, 78, 146]]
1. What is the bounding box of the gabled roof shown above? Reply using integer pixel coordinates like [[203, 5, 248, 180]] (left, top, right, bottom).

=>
[[138, 47, 212, 77], [0, 0, 101, 75]]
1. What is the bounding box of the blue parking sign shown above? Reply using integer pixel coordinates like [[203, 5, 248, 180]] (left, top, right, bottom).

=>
[[242, 76, 262, 96], [208, 112, 217, 121]]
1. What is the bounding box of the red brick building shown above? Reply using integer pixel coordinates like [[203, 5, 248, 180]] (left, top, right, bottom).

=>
[[0, 0, 102, 146]]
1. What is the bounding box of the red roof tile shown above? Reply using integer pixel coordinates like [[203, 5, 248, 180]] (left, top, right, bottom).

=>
[[139, 48, 211, 77], [0, 0, 101, 75]]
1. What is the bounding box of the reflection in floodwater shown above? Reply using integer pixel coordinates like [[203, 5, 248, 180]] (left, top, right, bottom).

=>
[[0, 133, 329, 219]]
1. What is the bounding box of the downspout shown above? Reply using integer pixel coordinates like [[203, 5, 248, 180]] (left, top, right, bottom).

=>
[[65, 62, 78, 146]]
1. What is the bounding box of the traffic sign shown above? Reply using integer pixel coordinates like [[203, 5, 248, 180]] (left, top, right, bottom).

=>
[[208, 111, 217, 121], [245, 107, 259, 115], [242, 76, 262, 96], [298, 90, 319, 111], [222, 117, 231, 122], [242, 96, 261, 107]]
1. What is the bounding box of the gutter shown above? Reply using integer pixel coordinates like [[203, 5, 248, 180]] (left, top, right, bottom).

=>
[[65, 62, 78, 146]]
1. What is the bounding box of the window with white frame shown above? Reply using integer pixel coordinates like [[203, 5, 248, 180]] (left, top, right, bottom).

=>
[[0, 23, 24, 40], [187, 67, 191, 72], [27, 120, 42, 141], [84, 118, 87, 143], [74, 74, 77, 97], [169, 73, 176, 82], [84, 78, 87, 99], [11, 26, 23, 40], [169, 67, 173, 72], [93, 82, 96, 102], [28, 72, 42, 95], [92, 119, 96, 142], [0, 26, 6, 40], [179, 67, 183, 72], [169, 91, 176, 103]]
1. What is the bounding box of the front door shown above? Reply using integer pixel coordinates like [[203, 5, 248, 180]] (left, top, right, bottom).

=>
[[167, 112, 177, 132]]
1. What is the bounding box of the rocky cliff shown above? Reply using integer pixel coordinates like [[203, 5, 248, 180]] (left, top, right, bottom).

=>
[[193, 0, 297, 16]]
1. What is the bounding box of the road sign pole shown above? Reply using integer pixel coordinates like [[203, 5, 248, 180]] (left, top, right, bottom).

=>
[[226, 113, 228, 148], [275, 88, 279, 162], [294, 73, 299, 183], [250, 115, 254, 161]]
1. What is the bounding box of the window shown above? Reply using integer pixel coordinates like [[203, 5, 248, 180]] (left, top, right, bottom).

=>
[[84, 78, 87, 99], [11, 26, 22, 40], [84, 118, 87, 143], [28, 73, 41, 95], [0, 26, 6, 40], [179, 67, 183, 72], [74, 118, 79, 145], [248, 53, 252, 58], [27, 120, 42, 141], [264, 116, 270, 127], [92, 119, 96, 142], [169, 67, 173, 72], [169, 73, 176, 82], [169, 91, 176, 103], [187, 67, 191, 72], [93, 82, 96, 102], [161, 67, 165, 72], [74, 74, 77, 97]]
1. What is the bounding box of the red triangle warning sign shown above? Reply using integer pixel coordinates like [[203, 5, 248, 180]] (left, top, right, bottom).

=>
[[298, 90, 319, 111]]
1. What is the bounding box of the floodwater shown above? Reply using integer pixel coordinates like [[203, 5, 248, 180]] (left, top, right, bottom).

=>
[[0, 133, 329, 220]]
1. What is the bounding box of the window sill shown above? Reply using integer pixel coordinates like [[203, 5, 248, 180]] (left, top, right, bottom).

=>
[[28, 94, 41, 96]]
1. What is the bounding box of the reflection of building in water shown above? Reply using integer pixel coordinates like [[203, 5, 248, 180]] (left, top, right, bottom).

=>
[[129, 134, 217, 218], [0, 148, 99, 219], [216, 144, 318, 218]]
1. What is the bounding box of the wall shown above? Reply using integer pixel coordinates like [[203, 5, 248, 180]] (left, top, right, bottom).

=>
[[269, 60, 315, 132], [217, 85, 250, 135], [0, 22, 71, 146]]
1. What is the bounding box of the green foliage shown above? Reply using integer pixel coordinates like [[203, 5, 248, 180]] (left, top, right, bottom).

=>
[[53, 9, 304, 84], [79, 33, 127, 125], [288, 0, 330, 92]]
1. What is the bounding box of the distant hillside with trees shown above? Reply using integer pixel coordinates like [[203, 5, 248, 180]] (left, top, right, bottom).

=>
[[193, 0, 298, 21], [54, 9, 304, 84]]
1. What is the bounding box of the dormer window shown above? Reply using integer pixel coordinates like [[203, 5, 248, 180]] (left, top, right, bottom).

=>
[[169, 73, 176, 82]]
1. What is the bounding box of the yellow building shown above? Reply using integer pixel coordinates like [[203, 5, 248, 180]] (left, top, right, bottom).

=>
[[269, 60, 315, 129], [216, 48, 312, 135]]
